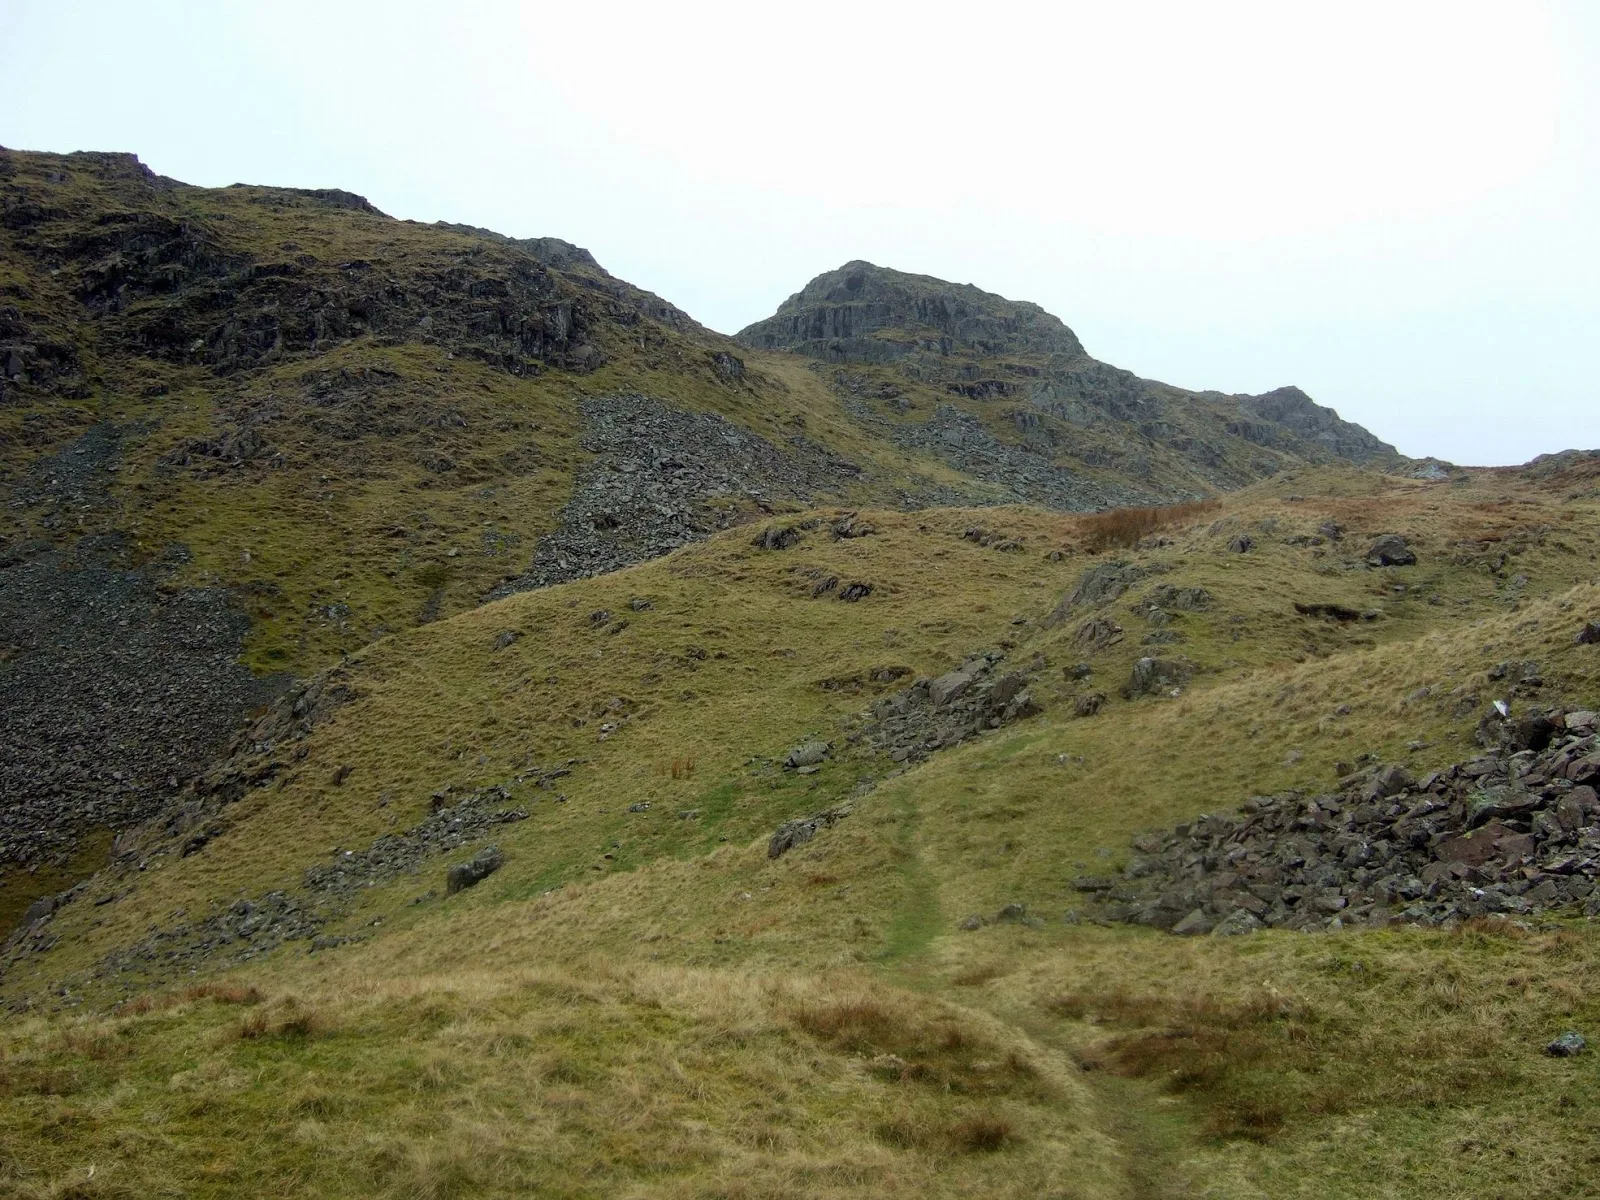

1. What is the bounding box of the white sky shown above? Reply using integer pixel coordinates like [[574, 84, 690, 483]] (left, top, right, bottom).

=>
[[3, 0, 1596, 464]]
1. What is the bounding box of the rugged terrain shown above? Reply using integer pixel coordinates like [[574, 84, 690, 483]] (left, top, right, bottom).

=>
[[0, 147, 1397, 936], [9, 145, 1600, 1199]]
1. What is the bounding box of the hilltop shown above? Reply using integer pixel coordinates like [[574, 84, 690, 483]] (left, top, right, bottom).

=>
[[737, 260, 1395, 479]]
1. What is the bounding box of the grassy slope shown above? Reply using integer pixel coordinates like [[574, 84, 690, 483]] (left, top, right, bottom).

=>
[[3, 462, 1600, 1195]]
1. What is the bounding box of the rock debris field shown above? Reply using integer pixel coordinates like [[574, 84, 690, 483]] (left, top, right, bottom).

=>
[[489, 393, 862, 597], [1083, 704, 1600, 934]]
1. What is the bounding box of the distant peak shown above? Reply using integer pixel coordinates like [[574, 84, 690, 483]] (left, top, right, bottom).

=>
[[736, 262, 1085, 363]]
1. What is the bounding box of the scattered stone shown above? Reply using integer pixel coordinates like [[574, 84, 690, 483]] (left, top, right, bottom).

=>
[[493, 629, 520, 650], [838, 582, 873, 602], [995, 902, 1029, 923], [1366, 534, 1417, 567], [856, 651, 1050, 760], [1228, 534, 1255, 553], [958, 914, 986, 931], [445, 845, 504, 895], [629, 597, 653, 611], [1578, 622, 1600, 646], [488, 394, 861, 597], [0, 545, 289, 878]]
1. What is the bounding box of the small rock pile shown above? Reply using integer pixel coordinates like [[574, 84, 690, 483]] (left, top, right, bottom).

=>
[[302, 785, 528, 898], [1085, 706, 1600, 934], [849, 653, 1043, 764]]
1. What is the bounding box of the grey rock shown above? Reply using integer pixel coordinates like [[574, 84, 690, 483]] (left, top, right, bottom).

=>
[[1074, 693, 1107, 718], [1227, 534, 1255, 553], [752, 525, 803, 551], [1211, 909, 1262, 937], [446, 845, 504, 895], [767, 805, 851, 859], [1579, 622, 1600, 646], [1074, 616, 1125, 652], [930, 665, 982, 708], [1122, 657, 1192, 699], [995, 902, 1029, 923], [1172, 909, 1213, 935], [1366, 534, 1417, 567], [1045, 561, 1150, 626], [782, 741, 831, 769], [958, 913, 985, 931], [1547, 1031, 1587, 1057]]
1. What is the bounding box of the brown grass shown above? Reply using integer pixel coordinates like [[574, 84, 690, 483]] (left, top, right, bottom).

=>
[[1076, 499, 1221, 552], [660, 755, 698, 780]]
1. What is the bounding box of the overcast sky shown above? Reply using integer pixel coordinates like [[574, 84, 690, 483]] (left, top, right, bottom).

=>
[[3, 1, 1596, 464]]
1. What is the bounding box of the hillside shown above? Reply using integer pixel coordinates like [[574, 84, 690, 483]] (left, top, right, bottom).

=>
[[3, 449, 1600, 1197], [15, 145, 1596, 1199], [0, 148, 1401, 938]]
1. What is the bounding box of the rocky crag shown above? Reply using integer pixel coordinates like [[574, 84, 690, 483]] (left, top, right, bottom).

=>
[[739, 262, 1396, 496]]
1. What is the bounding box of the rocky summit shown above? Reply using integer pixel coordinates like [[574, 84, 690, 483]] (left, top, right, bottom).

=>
[[5, 145, 1600, 1200]]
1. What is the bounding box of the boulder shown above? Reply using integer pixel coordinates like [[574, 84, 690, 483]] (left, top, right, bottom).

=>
[[1547, 1031, 1587, 1057], [1172, 909, 1213, 935], [767, 805, 850, 859], [1074, 693, 1106, 718], [782, 741, 831, 769], [1366, 534, 1416, 567], [752, 525, 802, 551], [445, 845, 504, 895], [1227, 534, 1255, 553], [930, 665, 982, 708], [1579, 622, 1600, 646]]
